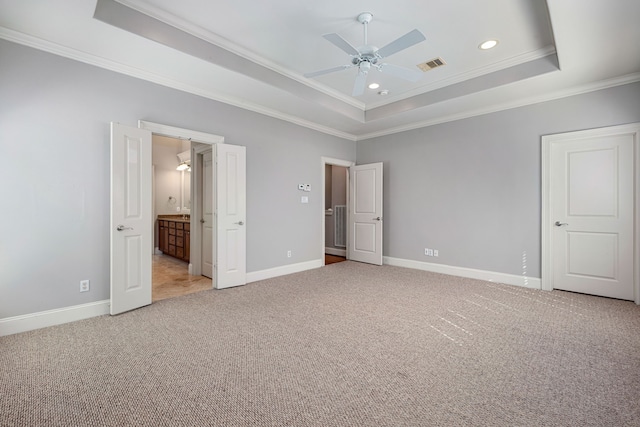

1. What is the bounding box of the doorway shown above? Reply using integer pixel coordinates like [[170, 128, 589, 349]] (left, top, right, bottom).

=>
[[151, 134, 211, 302], [321, 157, 354, 266]]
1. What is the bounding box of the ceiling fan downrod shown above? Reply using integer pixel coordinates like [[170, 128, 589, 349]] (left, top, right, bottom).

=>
[[357, 12, 373, 46]]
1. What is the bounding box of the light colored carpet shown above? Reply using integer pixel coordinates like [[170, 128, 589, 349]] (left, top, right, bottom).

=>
[[1, 261, 639, 426]]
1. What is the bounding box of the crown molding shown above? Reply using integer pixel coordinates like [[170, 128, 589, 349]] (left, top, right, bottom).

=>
[[356, 72, 640, 141], [0, 26, 357, 142], [2, 25, 637, 144]]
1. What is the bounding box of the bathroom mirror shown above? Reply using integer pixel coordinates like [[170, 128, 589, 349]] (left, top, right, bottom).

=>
[[180, 170, 191, 214]]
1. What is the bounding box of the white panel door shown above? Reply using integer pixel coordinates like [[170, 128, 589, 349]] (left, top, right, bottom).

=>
[[349, 163, 383, 265], [110, 123, 152, 315], [201, 150, 214, 279], [216, 144, 247, 289], [551, 130, 635, 300]]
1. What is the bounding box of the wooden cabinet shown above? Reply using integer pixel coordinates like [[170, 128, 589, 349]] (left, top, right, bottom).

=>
[[157, 219, 190, 262]]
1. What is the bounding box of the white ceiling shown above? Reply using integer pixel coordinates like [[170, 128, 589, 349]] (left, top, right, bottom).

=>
[[1, 0, 639, 140]]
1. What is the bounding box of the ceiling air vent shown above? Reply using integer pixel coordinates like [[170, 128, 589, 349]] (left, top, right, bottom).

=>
[[417, 57, 446, 72]]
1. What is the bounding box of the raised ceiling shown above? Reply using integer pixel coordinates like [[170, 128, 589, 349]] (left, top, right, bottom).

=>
[[1, 0, 639, 140]]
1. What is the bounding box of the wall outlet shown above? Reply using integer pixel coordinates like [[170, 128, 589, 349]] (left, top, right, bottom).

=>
[[80, 280, 90, 292], [424, 248, 434, 256], [433, 249, 439, 257], [287, 250, 292, 258]]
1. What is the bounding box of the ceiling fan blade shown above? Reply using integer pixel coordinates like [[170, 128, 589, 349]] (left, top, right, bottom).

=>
[[323, 33, 361, 56], [376, 29, 426, 59], [304, 65, 353, 78], [352, 70, 368, 96], [379, 63, 423, 82]]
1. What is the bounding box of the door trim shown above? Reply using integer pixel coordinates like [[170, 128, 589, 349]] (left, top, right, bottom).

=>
[[541, 122, 640, 304], [321, 157, 355, 266]]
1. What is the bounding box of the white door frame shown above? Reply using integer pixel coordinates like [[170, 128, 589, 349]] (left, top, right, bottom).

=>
[[541, 122, 640, 304], [321, 157, 355, 266], [138, 121, 224, 278]]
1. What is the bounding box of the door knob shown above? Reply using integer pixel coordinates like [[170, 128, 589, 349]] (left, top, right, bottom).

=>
[[200, 218, 205, 223], [374, 217, 382, 221], [234, 221, 244, 226], [116, 225, 133, 231], [554, 221, 568, 227]]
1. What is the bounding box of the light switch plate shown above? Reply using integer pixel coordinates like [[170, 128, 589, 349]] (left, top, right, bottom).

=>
[[301, 196, 309, 203], [298, 184, 305, 190]]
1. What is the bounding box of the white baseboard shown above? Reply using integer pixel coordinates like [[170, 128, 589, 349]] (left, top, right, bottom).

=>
[[247, 259, 322, 283], [325, 247, 346, 257], [383, 257, 541, 289], [0, 300, 110, 337]]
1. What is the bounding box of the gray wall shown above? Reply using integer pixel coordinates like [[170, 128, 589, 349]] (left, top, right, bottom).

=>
[[0, 40, 355, 318], [357, 81, 640, 277]]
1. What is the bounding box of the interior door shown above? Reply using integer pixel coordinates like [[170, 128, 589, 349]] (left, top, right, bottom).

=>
[[201, 150, 214, 279], [216, 144, 247, 289], [110, 123, 152, 314], [550, 129, 635, 300], [348, 162, 383, 265]]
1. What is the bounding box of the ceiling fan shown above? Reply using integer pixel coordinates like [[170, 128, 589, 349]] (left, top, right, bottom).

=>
[[304, 12, 426, 97]]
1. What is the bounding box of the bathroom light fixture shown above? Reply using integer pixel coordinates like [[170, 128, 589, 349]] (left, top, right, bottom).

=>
[[479, 39, 498, 50], [368, 83, 380, 89], [176, 149, 191, 171]]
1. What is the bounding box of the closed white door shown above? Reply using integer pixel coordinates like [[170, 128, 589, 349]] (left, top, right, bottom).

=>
[[201, 151, 214, 279], [548, 125, 637, 300], [348, 163, 383, 265], [110, 123, 153, 315], [216, 144, 247, 289]]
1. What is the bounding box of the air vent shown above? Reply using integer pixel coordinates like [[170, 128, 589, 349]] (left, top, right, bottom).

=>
[[417, 57, 446, 72]]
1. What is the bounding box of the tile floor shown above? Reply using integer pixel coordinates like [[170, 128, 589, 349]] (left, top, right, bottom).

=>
[[152, 254, 212, 302]]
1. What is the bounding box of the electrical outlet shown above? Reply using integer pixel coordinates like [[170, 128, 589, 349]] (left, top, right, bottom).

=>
[[424, 248, 434, 256], [80, 280, 90, 292], [434, 249, 439, 257], [287, 250, 292, 258]]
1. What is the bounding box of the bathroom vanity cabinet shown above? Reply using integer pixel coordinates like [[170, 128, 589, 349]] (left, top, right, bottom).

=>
[[158, 218, 190, 262]]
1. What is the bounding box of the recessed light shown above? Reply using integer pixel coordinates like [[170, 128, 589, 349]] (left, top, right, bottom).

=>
[[368, 83, 380, 89], [378, 90, 389, 96], [479, 39, 498, 50]]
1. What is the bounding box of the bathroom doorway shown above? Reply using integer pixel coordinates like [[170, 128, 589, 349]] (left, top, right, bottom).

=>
[[151, 134, 211, 302]]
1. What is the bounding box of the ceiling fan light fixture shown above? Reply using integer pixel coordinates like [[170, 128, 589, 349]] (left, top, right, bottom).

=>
[[479, 39, 499, 50], [368, 83, 380, 89]]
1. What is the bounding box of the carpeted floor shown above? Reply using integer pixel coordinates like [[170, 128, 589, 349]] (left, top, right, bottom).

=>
[[1, 261, 639, 426]]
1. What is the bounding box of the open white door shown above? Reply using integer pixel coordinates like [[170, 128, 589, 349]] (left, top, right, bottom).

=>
[[110, 123, 152, 315], [348, 162, 383, 265], [216, 144, 247, 288]]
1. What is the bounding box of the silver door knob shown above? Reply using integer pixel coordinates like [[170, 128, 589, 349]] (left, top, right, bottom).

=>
[[554, 221, 568, 227], [234, 221, 244, 226], [117, 225, 133, 231]]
